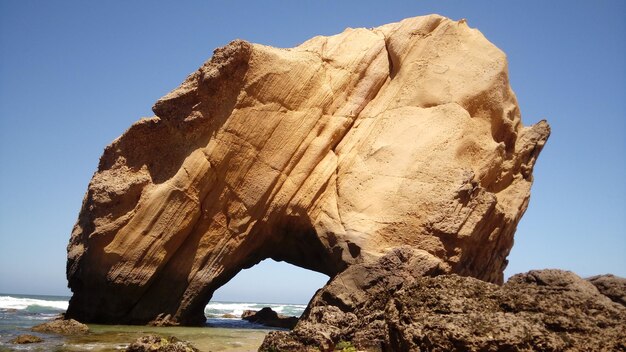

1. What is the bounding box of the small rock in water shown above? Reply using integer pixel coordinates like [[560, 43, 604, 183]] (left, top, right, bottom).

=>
[[31, 318, 89, 335], [10, 334, 43, 344], [221, 313, 238, 318], [242, 307, 298, 329], [126, 334, 198, 352]]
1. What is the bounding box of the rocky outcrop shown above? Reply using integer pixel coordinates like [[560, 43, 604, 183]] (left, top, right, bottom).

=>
[[261, 251, 626, 351], [126, 335, 198, 352], [66, 14, 549, 325], [242, 307, 299, 329], [31, 319, 89, 335], [261, 248, 446, 350]]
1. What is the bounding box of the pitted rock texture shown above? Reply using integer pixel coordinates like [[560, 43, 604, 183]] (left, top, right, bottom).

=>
[[261, 258, 626, 351], [10, 335, 43, 344], [588, 274, 626, 306], [66, 15, 549, 325], [31, 319, 89, 335], [126, 335, 199, 352]]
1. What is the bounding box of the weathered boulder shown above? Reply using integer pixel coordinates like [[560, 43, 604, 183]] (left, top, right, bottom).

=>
[[261, 247, 446, 350], [31, 318, 89, 335], [242, 307, 299, 329], [66, 14, 549, 325], [261, 253, 626, 351], [126, 335, 198, 352]]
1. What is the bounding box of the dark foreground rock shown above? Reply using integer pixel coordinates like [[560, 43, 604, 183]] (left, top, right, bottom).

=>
[[588, 274, 626, 306], [31, 318, 89, 335], [126, 335, 198, 352], [242, 307, 299, 329], [10, 334, 43, 344], [260, 248, 626, 352]]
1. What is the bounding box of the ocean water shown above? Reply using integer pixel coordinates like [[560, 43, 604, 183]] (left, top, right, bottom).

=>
[[0, 294, 306, 351]]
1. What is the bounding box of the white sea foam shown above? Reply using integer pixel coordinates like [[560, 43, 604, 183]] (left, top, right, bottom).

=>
[[0, 296, 305, 318], [205, 302, 262, 317], [0, 296, 68, 311]]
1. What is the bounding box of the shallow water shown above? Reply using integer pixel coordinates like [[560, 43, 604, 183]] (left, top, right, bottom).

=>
[[0, 294, 304, 352], [2, 323, 272, 351], [69, 324, 272, 351]]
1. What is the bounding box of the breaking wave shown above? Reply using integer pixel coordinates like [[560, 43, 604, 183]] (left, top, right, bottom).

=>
[[0, 295, 68, 312], [0, 295, 306, 319]]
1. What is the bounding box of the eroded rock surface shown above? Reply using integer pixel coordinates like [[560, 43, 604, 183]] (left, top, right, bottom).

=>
[[66, 15, 549, 325], [126, 335, 198, 352], [10, 334, 43, 344], [31, 319, 89, 335], [588, 274, 626, 306], [261, 254, 626, 351]]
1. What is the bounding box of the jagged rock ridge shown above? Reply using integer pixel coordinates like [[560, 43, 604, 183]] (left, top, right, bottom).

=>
[[66, 15, 549, 325]]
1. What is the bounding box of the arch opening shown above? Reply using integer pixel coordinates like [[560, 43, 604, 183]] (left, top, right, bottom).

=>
[[203, 259, 329, 327]]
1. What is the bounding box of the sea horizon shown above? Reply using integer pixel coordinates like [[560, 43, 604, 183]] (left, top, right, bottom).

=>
[[0, 292, 309, 306]]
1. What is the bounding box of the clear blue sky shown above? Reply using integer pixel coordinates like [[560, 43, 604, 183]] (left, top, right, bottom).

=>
[[0, 1, 624, 304]]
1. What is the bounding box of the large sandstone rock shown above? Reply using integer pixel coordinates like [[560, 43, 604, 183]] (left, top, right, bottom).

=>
[[66, 15, 549, 325], [261, 254, 626, 351]]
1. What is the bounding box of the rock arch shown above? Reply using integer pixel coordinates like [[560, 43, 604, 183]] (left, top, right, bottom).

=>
[[65, 15, 549, 326]]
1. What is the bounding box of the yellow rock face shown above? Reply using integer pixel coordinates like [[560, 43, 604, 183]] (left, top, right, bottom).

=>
[[66, 15, 549, 325]]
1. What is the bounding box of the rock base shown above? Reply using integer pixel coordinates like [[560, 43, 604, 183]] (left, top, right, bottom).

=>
[[261, 250, 626, 351]]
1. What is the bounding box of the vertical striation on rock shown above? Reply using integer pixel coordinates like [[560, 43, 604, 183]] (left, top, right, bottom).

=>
[[66, 15, 549, 325]]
